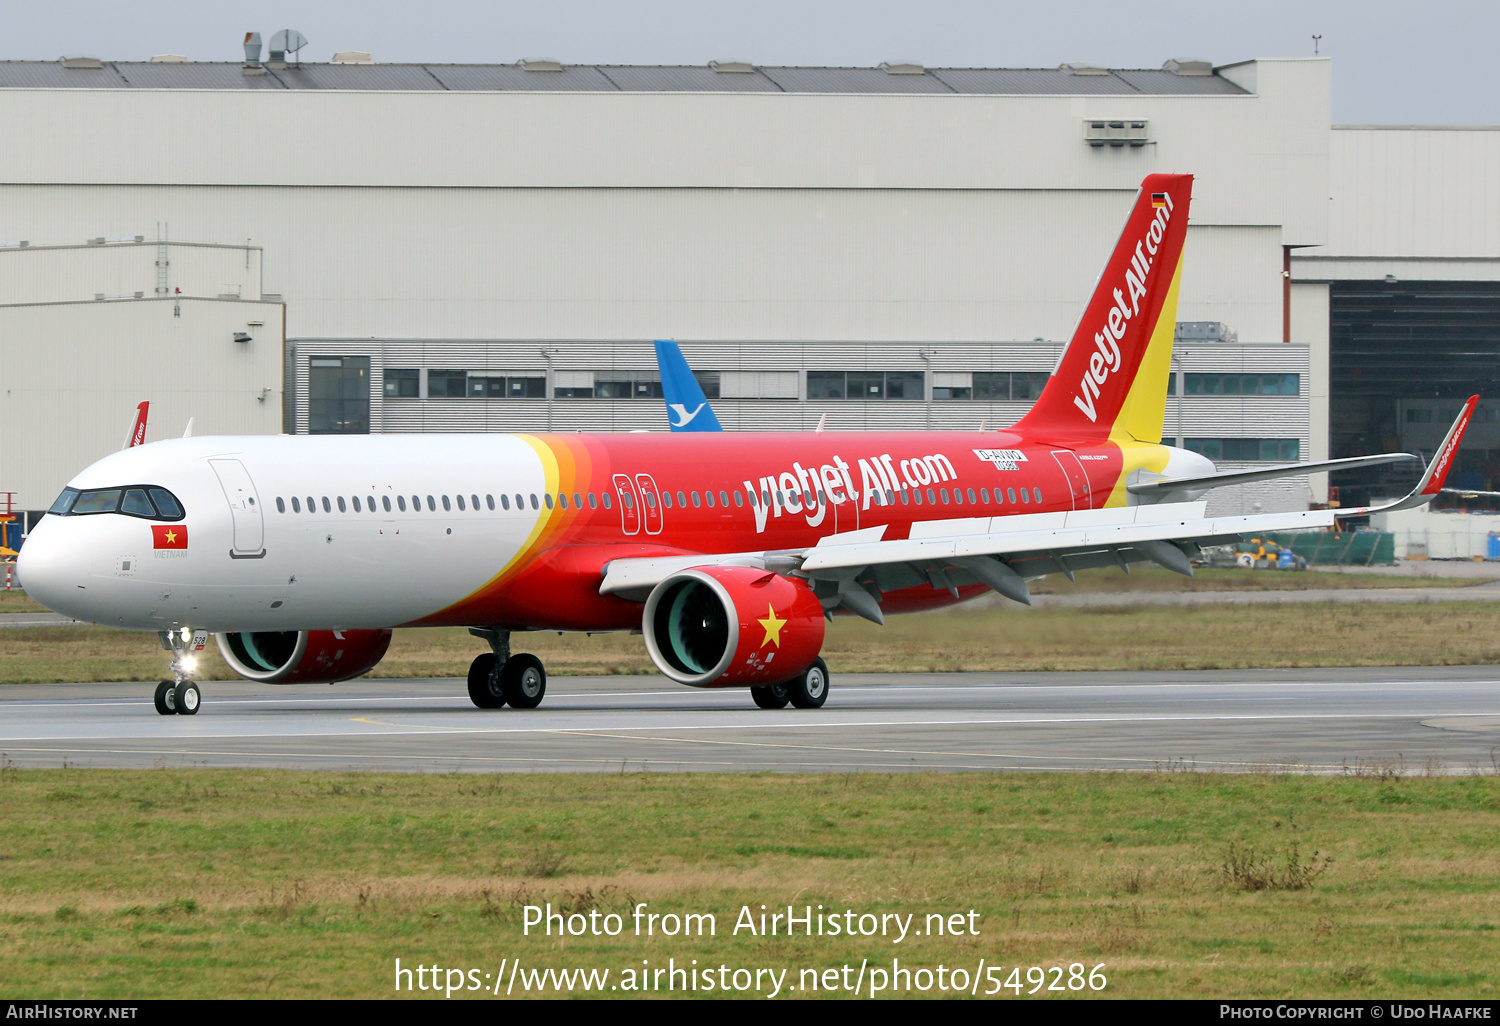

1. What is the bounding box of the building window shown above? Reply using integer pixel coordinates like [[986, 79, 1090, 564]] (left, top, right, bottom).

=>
[[428, 370, 468, 398], [1185, 438, 1301, 461], [308, 356, 370, 434], [694, 371, 721, 399], [807, 371, 924, 400], [384, 368, 419, 398], [1406, 407, 1433, 423], [468, 374, 546, 398], [594, 374, 663, 399], [933, 372, 1050, 401], [1176, 373, 1300, 396]]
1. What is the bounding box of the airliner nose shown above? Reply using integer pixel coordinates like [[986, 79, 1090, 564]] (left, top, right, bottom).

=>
[[15, 516, 78, 616]]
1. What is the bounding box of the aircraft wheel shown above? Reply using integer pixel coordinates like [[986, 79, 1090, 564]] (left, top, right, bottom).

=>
[[172, 682, 201, 716], [786, 658, 829, 709], [751, 682, 790, 709], [467, 653, 506, 709], [501, 654, 546, 709], [154, 680, 177, 716]]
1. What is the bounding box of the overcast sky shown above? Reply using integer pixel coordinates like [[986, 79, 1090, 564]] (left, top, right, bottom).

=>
[[12, 0, 1496, 125]]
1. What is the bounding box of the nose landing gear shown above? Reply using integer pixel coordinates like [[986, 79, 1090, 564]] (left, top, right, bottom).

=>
[[155, 628, 206, 715]]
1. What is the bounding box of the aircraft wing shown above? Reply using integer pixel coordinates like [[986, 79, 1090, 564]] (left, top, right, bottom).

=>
[[1127, 452, 1418, 500], [601, 398, 1477, 620]]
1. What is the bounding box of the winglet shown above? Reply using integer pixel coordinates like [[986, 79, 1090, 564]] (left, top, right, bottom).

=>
[[1351, 396, 1478, 515], [653, 339, 724, 432], [123, 401, 149, 449]]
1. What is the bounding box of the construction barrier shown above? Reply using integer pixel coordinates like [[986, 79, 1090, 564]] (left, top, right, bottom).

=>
[[1262, 531, 1395, 566]]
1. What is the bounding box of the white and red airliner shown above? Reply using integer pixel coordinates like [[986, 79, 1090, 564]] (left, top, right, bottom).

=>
[[18, 174, 1475, 715]]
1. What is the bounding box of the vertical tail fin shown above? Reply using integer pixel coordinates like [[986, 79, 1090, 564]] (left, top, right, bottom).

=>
[[654, 339, 724, 432], [1014, 173, 1193, 443], [123, 401, 149, 449]]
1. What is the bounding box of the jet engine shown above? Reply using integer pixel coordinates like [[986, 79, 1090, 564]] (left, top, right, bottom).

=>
[[215, 629, 393, 684], [642, 566, 825, 687]]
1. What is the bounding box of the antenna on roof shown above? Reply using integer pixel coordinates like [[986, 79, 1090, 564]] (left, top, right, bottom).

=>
[[1312, 34, 1322, 56], [269, 29, 308, 67]]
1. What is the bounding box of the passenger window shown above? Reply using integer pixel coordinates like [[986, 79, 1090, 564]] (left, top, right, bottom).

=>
[[427, 495, 437, 511], [719, 490, 729, 507], [602, 493, 612, 510], [122, 489, 155, 516], [275, 497, 285, 513], [900, 490, 909, 505], [322, 496, 332, 513], [558, 493, 568, 509], [588, 492, 598, 509], [967, 488, 977, 503], [691, 491, 701, 507], [292, 496, 302, 513], [383, 495, 392, 512], [545, 494, 554, 510], [337, 496, 347, 512], [573, 492, 582, 509], [705, 491, 715, 508], [456, 495, 465, 511], [411, 495, 421, 511], [663, 492, 674, 509], [1020, 489, 1030, 504], [1033, 488, 1043, 504], [951, 488, 961, 505], [471, 494, 479, 511], [500, 494, 510, 510], [1006, 488, 1016, 504], [644, 492, 656, 508], [734, 491, 743, 507], [530, 494, 539, 510], [927, 489, 937, 504], [395, 495, 405, 511], [940, 488, 950, 504], [442, 495, 452, 512], [486, 494, 495, 511], [306, 496, 315, 512], [677, 491, 687, 508], [979, 488, 988, 503], [622, 493, 633, 510], [914, 490, 924, 505], [514, 494, 523, 510]]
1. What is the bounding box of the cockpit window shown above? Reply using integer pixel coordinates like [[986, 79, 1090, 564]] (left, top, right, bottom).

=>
[[149, 489, 183, 518], [48, 485, 185, 521], [121, 489, 155, 516], [71, 489, 123, 514]]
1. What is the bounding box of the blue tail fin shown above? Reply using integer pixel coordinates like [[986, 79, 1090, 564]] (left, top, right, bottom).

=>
[[654, 339, 723, 432]]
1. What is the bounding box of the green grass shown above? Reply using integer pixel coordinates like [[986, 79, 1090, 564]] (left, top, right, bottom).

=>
[[0, 770, 1496, 998], [6, 599, 1500, 684], [1027, 565, 1493, 593]]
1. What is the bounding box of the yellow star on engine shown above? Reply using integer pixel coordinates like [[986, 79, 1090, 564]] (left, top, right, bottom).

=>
[[164, 530, 177, 544], [758, 604, 786, 648]]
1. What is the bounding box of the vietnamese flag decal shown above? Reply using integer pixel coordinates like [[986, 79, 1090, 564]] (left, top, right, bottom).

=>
[[152, 525, 188, 549]]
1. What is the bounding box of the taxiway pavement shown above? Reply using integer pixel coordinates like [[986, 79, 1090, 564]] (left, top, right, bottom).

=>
[[1, 667, 1497, 774]]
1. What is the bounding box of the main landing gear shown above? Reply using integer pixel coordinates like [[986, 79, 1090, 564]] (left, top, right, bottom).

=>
[[154, 628, 205, 716], [751, 657, 829, 710], [467, 628, 546, 710]]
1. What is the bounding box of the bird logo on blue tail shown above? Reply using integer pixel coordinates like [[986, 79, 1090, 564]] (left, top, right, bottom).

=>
[[654, 340, 724, 432]]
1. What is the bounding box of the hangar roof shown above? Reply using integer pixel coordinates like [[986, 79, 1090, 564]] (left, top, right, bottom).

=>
[[0, 61, 1248, 95]]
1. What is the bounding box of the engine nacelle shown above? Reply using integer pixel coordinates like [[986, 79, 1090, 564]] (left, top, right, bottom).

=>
[[643, 566, 825, 687], [215, 629, 393, 684]]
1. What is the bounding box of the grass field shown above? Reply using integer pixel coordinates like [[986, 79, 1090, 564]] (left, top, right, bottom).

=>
[[0, 769, 1495, 999], [5, 599, 1500, 684]]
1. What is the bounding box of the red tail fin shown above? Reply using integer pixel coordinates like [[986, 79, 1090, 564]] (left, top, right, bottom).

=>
[[124, 401, 149, 449], [1015, 173, 1193, 442]]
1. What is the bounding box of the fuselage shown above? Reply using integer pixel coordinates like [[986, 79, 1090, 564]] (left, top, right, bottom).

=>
[[19, 430, 1213, 633]]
